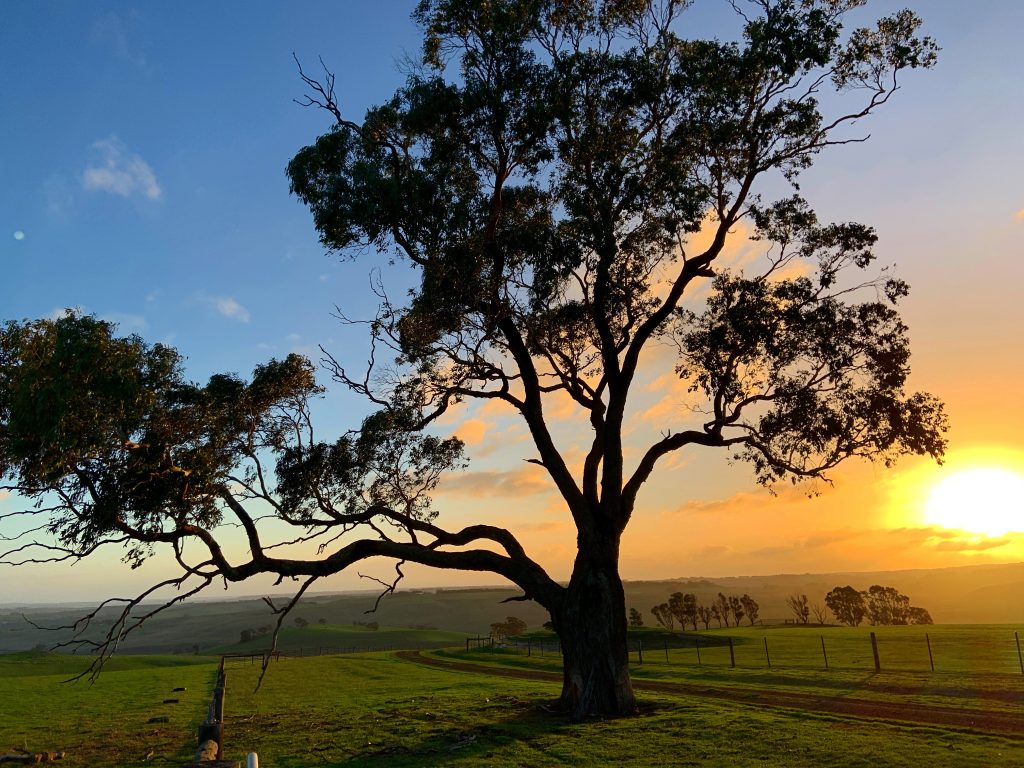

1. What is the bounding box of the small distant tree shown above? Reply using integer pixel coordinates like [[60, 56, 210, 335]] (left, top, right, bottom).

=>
[[294, 616, 309, 629], [809, 602, 830, 625], [317, 617, 327, 625], [714, 594, 731, 628], [696, 604, 713, 630], [864, 585, 911, 625], [240, 629, 254, 644], [491, 615, 528, 640], [739, 594, 759, 626], [825, 586, 867, 627], [651, 603, 676, 632], [727, 595, 745, 627], [668, 592, 698, 630], [628, 608, 644, 629], [710, 604, 723, 629], [786, 594, 811, 624], [907, 606, 933, 625]]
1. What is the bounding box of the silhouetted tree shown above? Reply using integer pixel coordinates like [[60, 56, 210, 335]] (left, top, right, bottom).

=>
[[786, 594, 811, 624], [668, 592, 698, 630], [240, 629, 254, 644], [0, 0, 944, 718], [651, 603, 676, 632], [696, 604, 714, 630], [864, 585, 910, 625], [628, 608, 644, 629], [491, 615, 528, 640], [809, 601, 830, 625], [294, 616, 309, 629], [907, 606, 933, 625], [728, 595, 745, 626], [739, 594, 759, 626], [715, 594, 732, 628], [711, 605, 724, 629], [825, 586, 867, 627]]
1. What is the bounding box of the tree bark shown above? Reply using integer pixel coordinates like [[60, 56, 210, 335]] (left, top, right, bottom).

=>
[[555, 539, 637, 720]]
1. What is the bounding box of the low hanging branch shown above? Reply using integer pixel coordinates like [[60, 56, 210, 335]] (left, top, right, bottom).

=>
[[1, 1, 945, 720]]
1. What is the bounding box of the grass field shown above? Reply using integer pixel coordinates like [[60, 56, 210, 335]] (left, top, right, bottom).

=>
[[0, 652, 217, 766], [3, 625, 1023, 767], [211, 623, 470, 655]]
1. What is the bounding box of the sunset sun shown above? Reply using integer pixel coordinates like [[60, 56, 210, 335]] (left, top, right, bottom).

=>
[[925, 468, 1024, 537]]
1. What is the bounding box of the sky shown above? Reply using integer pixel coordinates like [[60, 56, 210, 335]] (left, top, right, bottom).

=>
[[1, 1, 1023, 603]]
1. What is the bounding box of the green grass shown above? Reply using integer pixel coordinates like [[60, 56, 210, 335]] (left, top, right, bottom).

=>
[[5, 625, 1024, 767], [222, 651, 1024, 767], [0, 652, 218, 766], [210, 623, 470, 655]]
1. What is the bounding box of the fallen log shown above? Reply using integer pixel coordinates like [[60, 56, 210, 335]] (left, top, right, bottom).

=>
[[0, 752, 65, 764]]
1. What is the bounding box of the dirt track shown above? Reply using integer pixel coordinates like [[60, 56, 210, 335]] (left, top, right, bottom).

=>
[[396, 650, 1024, 738]]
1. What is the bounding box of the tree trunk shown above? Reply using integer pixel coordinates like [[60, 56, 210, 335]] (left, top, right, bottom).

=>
[[555, 546, 637, 720]]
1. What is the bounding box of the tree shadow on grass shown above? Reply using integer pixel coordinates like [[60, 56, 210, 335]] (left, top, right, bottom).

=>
[[313, 694, 671, 767]]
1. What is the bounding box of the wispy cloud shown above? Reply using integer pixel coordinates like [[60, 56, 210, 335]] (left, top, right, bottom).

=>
[[200, 295, 251, 323], [82, 137, 162, 200], [441, 466, 552, 498], [91, 12, 146, 66], [100, 312, 147, 332]]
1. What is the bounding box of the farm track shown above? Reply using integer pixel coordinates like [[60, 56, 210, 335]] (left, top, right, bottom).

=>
[[395, 650, 1024, 739]]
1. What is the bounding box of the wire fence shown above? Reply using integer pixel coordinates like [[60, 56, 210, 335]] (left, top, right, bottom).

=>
[[472, 629, 1024, 676]]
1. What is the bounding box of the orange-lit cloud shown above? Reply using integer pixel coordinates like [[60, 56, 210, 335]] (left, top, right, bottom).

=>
[[1015, 208, 1024, 221], [440, 464, 553, 498]]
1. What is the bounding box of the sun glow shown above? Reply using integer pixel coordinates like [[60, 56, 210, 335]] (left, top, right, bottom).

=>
[[925, 468, 1024, 537]]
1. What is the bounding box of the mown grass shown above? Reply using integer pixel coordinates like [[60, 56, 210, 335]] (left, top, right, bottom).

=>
[[448, 624, 1024, 714], [0, 652, 217, 766], [222, 651, 1023, 767], [211, 623, 470, 655]]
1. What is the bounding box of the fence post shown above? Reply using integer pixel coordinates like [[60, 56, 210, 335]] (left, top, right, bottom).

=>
[[1016, 632, 1023, 674], [926, 633, 934, 672], [821, 635, 828, 670], [527, 638, 531, 657], [763, 637, 771, 669], [870, 631, 881, 672], [695, 635, 701, 666], [664, 638, 670, 665], [728, 637, 735, 668], [637, 639, 643, 665]]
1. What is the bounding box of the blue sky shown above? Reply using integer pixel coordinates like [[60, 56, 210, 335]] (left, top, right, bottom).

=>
[[1, 2, 1023, 602]]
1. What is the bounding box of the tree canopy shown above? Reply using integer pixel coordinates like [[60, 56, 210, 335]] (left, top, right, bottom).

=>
[[0, 0, 945, 719]]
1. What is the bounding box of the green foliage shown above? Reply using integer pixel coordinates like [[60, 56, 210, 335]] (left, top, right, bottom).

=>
[[825, 585, 867, 626]]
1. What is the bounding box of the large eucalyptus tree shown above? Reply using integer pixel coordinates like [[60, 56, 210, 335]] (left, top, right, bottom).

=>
[[1, 0, 946, 718]]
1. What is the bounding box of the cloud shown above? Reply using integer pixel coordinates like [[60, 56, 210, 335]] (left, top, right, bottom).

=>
[[100, 312, 147, 332], [441, 465, 552, 498], [91, 12, 146, 66], [82, 137, 162, 200], [453, 418, 490, 446], [933, 537, 1011, 553], [200, 295, 250, 323], [1016, 209, 1024, 222]]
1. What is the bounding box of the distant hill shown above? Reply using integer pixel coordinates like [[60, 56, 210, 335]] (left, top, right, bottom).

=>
[[2, 561, 1022, 653]]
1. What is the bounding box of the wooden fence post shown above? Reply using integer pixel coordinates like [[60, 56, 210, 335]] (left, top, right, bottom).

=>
[[763, 637, 771, 669], [1016, 632, 1023, 674], [870, 632, 881, 672], [695, 636, 701, 666], [637, 639, 643, 665], [527, 639, 531, 657], [664, 638, 670, 665], [820, 636, 828, 670], [926, 633, 934, 672], [728, 637, 735, 669]]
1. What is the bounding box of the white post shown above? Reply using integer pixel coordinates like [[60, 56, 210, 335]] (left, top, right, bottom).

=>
[[247, 753, 259, 768]]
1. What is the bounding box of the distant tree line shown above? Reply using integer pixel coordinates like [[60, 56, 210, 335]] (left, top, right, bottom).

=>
[[781, 586, 932, 626], [823, 585, 933, 626], [642, 592, 760, 631]]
